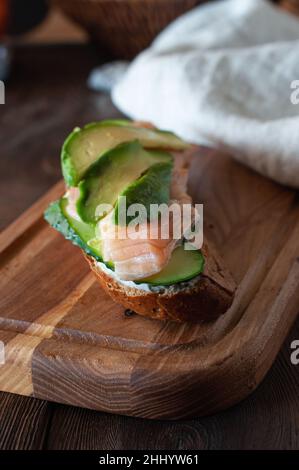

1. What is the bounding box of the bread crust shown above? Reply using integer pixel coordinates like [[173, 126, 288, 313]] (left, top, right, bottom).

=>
[[84, 243, 236, 323]]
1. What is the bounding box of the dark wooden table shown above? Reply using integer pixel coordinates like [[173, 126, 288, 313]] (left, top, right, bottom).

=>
[[0, 44, 298, 450]]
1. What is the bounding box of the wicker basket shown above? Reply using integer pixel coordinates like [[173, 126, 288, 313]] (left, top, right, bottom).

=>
[[51, 0, 204, 59], [279, 0, 299, 16]]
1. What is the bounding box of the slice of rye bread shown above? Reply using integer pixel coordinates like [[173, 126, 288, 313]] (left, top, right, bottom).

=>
[[84, 243, 236, 323]]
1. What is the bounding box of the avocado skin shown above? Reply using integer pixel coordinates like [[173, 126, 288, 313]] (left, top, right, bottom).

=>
[[44, 200, 103, 262], [76, 141, 173, 225], [114, 161, 173, 225], [61, 142, 77, 188]]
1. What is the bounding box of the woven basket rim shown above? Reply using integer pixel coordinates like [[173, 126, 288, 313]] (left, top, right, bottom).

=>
[[55, 0, 200, 3]]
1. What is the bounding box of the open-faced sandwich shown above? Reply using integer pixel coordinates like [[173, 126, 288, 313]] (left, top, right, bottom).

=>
[[45, 120, 235, 323]]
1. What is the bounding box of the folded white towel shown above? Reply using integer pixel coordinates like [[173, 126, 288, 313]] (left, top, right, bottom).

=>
[[112, 0, 299, 188]]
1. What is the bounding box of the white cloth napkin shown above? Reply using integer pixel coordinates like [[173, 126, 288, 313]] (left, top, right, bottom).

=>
[[112, 0, 299, 188]]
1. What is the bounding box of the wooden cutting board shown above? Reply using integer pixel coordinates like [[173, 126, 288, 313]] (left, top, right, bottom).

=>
[[1, 147, 299, 420]]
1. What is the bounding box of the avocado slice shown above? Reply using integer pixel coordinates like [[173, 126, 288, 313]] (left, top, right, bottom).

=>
[[76, 141, 173, 224], [139, 245, 205, 286], [44, 198, 103, 262], [114, 161, 173, 225], [61, 120, 189, 186]]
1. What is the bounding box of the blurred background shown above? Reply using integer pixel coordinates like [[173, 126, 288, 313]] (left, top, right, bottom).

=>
[[1, 0, 299, 60], [0, 0, 299, 229], [0, 0, 298, 84]]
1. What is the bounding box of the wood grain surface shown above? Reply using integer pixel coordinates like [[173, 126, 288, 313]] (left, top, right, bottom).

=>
[[0, 44, 298, 449]]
